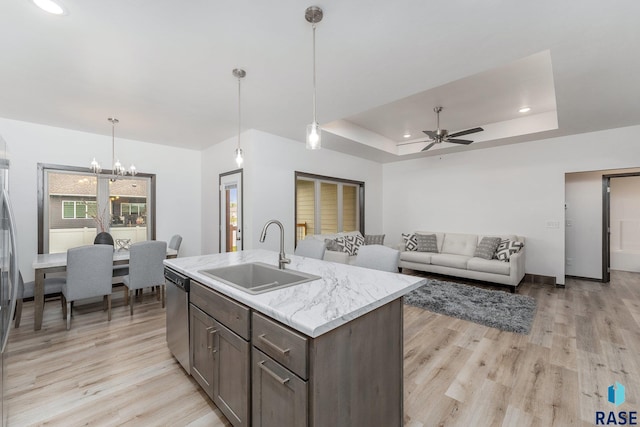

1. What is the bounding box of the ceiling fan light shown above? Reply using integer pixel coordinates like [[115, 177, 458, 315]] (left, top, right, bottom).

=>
[[519, 106, 531, 113], [403, 132, 411, 138], [32, 0, 67, 15]]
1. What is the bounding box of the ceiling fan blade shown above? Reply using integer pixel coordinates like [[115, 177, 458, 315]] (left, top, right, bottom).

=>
[[396, 139, 431, 146], [421, 142, 437, 151], [422, 130, 438, 139], [447, 127, 484, 138], [446, 139, 473, 145]]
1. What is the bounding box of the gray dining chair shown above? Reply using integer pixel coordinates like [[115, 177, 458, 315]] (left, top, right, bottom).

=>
[[168, 234, 182, 254], [354, 244, 400, 273], [14, 271, 66, 328], [61, 244, 114, 330], [294, 239, 326, 260], [123, 240, 167, 315]]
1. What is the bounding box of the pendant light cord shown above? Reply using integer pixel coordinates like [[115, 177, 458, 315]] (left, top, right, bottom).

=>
[[238, 75, 242, 149], [312, 23, 317, 124]]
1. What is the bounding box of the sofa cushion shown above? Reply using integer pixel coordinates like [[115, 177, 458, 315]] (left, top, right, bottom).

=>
[[324, 238, 342, 252], [441, 233, 478, 257], [467, 257, 511, 275], [335, 233, 365, 256], [430, 253, 470, 269], [364, 234, 385, 245], [416, 233, 438, 253], [400, 251, 434, 264], [474, 236, 502, 260], [402, 233, 418, 251], [495, 239, 524, 261], [415, 231, 445, 253]]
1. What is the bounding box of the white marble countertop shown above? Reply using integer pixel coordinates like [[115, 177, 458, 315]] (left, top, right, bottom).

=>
[[164, 249, 426, 338]]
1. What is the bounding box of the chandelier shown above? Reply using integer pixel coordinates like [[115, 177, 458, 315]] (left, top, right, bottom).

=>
[[90, 117, 137, 178]]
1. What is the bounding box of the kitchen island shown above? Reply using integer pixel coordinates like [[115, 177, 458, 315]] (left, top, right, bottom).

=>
[[165, 249, 426, 427]]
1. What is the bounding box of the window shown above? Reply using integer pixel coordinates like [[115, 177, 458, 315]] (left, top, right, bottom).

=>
[[295, 172, 364, 245], [62, 200, 97, 219], [38, 164, 156, 254]]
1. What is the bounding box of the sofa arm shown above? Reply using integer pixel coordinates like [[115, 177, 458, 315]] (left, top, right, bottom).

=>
[[509, 247, 526, 284], [323, 250, 350, 264]]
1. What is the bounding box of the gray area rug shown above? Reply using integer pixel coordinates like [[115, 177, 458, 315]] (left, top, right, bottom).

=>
[[403, 280, 537, 334]]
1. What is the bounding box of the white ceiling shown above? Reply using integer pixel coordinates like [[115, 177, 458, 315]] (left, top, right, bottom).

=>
[[1, 1, 639, 163]]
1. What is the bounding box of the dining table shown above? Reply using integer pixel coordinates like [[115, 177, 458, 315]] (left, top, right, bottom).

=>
[[31, 247, 178, 331]]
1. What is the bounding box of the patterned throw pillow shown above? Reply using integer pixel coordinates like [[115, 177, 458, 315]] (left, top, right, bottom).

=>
[[402, 233, 418, 251], [335, 234, 365, 256], [324, 238, 343, 252], [474, 237, 502, 260], [416, 233, 438, 253], [364, 234, 385, 245], [495, 239, 524, 261]]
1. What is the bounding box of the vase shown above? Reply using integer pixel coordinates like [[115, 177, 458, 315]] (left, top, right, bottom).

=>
[[94, 231, 114, 246]]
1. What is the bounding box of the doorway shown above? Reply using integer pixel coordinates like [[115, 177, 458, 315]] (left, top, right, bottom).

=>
[[219, 170, 243, 253], [602, 172, 640, 282]]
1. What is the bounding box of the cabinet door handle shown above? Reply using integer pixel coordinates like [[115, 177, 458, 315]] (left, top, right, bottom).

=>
[[258, 361, 290, 385], [258, 334, 290, 356], [206, 327, 218, 353]]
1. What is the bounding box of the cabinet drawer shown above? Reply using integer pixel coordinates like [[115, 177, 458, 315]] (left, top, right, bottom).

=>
[[190, 281, 250, 340], [252, 312, 308, 379]]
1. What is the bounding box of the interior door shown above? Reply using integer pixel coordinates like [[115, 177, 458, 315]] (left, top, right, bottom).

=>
[[220, 170, 243, 253]]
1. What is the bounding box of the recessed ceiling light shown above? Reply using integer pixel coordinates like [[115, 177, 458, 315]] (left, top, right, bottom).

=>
[[518, 107, 531, 113], [403, 133, 411, 138], [32, 0, 67, 15]]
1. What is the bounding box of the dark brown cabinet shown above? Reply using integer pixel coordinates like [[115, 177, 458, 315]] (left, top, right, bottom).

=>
[[190, 282, 251, 427], [252, 348, 307, 427], [188, 280, 404, 427]]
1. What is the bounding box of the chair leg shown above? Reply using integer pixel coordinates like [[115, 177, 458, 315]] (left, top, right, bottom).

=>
[[107, 295, 112, 321], [129, 290, 134, 315], [62, 294, 67, 319], [124, 286, 129, 306], [14, 299, 23, 328], [161, 285, 165, 308], [66, 301, 72, 330]]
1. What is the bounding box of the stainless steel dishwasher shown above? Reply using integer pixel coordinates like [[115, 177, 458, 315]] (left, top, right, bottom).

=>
[[165, 267, 190, 373]]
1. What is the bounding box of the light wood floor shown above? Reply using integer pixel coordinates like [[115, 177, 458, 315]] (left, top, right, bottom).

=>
[[5, 272, 640, 426]]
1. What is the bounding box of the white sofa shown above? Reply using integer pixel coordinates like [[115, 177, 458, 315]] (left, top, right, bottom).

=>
[[397, 232, 525, 291]]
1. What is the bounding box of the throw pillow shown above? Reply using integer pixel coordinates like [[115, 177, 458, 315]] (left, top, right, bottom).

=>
[[364, 234, 385, 245], [416, 233, 438, 253], [474, 236, 502, 260], [495, 239, 524, 261], [324, 238, 343, 252], [402, 233, 418, 251], [335, 234, 365, 256]]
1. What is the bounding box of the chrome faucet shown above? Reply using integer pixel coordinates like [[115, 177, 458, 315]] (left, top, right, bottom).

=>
[[259, 220, 291, 270]]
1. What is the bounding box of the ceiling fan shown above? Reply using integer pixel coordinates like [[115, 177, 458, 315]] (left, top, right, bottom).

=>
[[404, 106, 484, 151]]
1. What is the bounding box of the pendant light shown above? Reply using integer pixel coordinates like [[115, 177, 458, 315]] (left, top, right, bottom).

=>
[[305, 6, 323, 150], [233, 68, 246, 167], [90, 117, 136, 179]]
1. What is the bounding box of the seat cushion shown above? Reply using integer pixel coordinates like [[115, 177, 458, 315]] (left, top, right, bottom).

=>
[[400, 251, 433, 264], [467, 257, 511, 275], [429, 253, 470, 269], [441, 233, 478, 257]]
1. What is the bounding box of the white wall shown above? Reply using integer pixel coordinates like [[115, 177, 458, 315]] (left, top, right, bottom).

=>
[[0, 117, 202, 281], [383, 125, 640, 285], [200, 130, 384, 255], [565, 171, 604, 278]]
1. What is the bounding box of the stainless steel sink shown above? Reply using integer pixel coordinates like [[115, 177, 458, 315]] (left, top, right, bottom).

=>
[[199, 262, 320, 294]]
